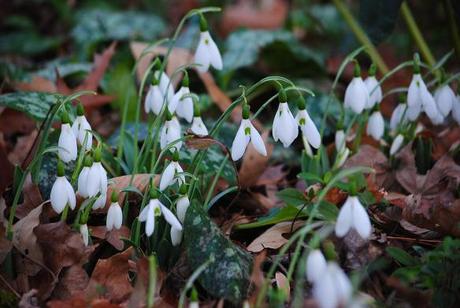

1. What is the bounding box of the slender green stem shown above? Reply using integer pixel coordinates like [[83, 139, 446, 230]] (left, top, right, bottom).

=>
[[204, 154, 228, 207], [147, 255, 157, 308], [332, 0, 389, 74], [400, 1, 436, 68]]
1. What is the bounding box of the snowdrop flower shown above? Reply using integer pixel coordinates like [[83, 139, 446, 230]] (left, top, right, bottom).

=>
[[171, 74, 194, 122], [434, 83, 455, 117], [144, 78, 164, 115], [77, 156, 92, 198], [176, 191, 190, 223], [159, 151, 185, 191], [154, 70, 174, 103], [452, 94, 460, 125], [231, 103, 267, 161], [92, 193, 107, 210], [390, 134, 404, 156], [160, 111, 182, 151], [190, 288, 199, 308], [335, 195, 372, 239], [170, 227, 182, 246], [390, 97, 410, 132], [272, 89, 298, 147], [106, 192, 123, 231], [86, 147, 108, 198], [306, 250, 327, 283], [344, 62, 369, 114], [313, 262, 352, 308], [194, 15, 222, 72], [80, 224, 89, 246], [50, 161, 76, 214], [58, 113, 77, 163], [364, 64, 382, 109], [335, 129, 346, 152], [190, 102, 209, 136], [138, 190, 182, 237], [366, 110, 384, 141], [72, 104, 92, 151], [296, 99, 321, 149]]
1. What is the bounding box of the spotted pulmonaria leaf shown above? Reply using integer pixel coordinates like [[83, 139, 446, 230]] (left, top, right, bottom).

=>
[[184, 202, 252, 304], [0, 92, 59, 121]]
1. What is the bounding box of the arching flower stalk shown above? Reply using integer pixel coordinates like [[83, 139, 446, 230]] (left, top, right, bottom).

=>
[[231, 102, 267, 161], [194, 14, 222, 72], [272, 88, 298, 147]]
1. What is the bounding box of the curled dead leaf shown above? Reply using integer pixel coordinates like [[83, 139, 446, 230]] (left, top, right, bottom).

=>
[[247, 221, 304, 252]]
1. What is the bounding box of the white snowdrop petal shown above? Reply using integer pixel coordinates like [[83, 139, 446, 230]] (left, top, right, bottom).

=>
[[364, 76, 382, 108], [335, 148, 350, 169], [313, 268, 338, 308], [250, 123, 267, 156], [335, 197, 354, 237], [367, 111, 384, 140], [231, 120, 251, 161], [152, 85, 164, 115], [302, 111, 321, 149], [145, 203, 155, 236], [64, 179, 76, 210], [176, 196, 190, 223], [160, 162, 176, 191], [160, 204, 182, 230], [170, 227, 183, 246], [344, 78, 368, 114], [191, 117, 208, 136], [330, 263, 353, 304], [272, 106, 281, 142], [50, 177, 67, 213], [351, 197, 372, 239], [277, 103, 298, 147], [434, 86, 454, 117], [390, 134, 404, 155], [452, 96, 460, 124], [335, 130, 346, 152], [58, 124, 77, 162], [77, 167, 90, 198], [195, 33, 211, 72], [407, 74, 423, 107], [306, 250, 327, 283], [206, 32, 223, 70], [80, 224, 89, 246], [138, 202, 151, 222]]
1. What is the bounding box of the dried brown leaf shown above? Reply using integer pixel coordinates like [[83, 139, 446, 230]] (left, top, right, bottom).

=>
[[239, 131, 273, 188], [247, 221, 304, 252]]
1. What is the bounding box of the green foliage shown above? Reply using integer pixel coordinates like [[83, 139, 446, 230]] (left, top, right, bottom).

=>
[[184, 202, 252, 304], [0, 92, 59, 121], [388, 238, 460, 307], [0, 31, 61, 56], [223, 29, 323, 72], [72, 9, 166, 50], [359, 0, 402, 45]]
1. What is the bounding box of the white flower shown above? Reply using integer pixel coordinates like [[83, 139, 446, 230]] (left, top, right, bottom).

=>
[[407, 74, 427, 107], [144, 84, 164, 115], [296, 109, 321, 149], [191, 116, 209, 136], [335, 130, 346, 152], [406, 103, 421, 121], [77, 165, 91, 198], [390, 134, 404, 155], [335, 196, 372, 239], [272, 102, 298, 147], [194, 31, 222, 72], [72, 115, 92, 151], [50, 176, 76, 213], [106, 202, 123, 231], [58, 123, 77, 162], [231, 119, 267, 161], [154, 71, 174, 103], [334, 147, 350, 169], [452, 95, 460, 124], [422, 89, 444, 124], [171, 86, 194, 122], [366, 111, 384, 141], [344, 77, 369, 114], [139, 198, 182, 237], [364, 76, 382, 109], [434, 85, 455, 117], [159, 160, 185, 191], [92, 193, 107, 210], [390, 103, 409, 131], [306, 250, 327, 283], [160, 117, 182, 151], [176, 195, 190, 223], [407, 74, 441, 123], [170, 227, 182, 246], [313, 262, 352, 308], [86, 161, 108, 198], [80, 224, 89, 246], [190, 302, 199, 308]]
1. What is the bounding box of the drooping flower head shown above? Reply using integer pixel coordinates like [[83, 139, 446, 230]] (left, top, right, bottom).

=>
[[366, 107, 385, 141], [80, 224, 89, 246], [77, 155, 93, 198], [364, 63, 382, 109], [390, 134, 405, 156], [344, 61, 369, 114], [72, 103, 92, 151], [306, 249, 327, 284], [145, 76, 164, 115], [138, 189, 182, 239], [190, 99, 209, 136], [434, 74, 455, 117], [176, 184, 190, 224], [194, 14, 223, 72], [86, 147, 108, 199], [154, 68, 174, 103], [313, 262, 353, 308], [231, 102, 267, 161], [159, 150, 185, 191], [335, 194, 372, 239], [272, 88, 298, 147], [50, 160, 76, 214], [171, 72, 194, 122], [390, 94, 410, 132], [160, 110, 182, 151], [295, 98, 321, 149], [58, 112, 77, 163], [106, 190, 123, 231]]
